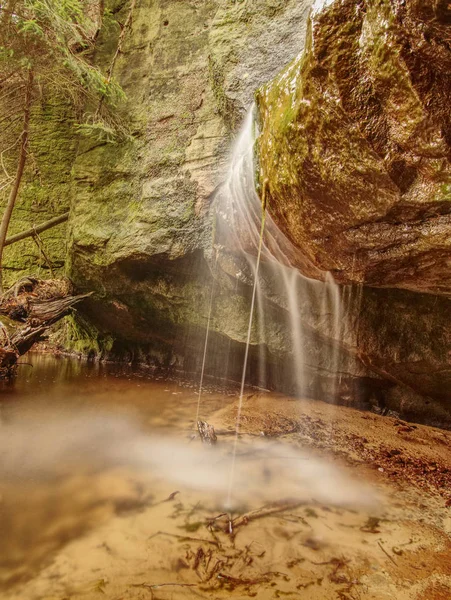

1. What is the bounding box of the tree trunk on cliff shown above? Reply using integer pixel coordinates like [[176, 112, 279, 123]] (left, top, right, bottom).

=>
[[0, 69, 33, 293]]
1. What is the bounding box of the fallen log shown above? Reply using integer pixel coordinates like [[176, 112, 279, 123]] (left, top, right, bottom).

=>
[[0, 277, 75, 321], [0, 277, 91, 378], [28, 293, 92, 326]]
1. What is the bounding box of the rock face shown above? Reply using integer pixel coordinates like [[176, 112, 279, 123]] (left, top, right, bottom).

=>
[[1, 0, 450, 427], [255, 0, 451, 425], [257, 0, 451, 295], [67, 0, 315, 357], [354, 287, 451, 428]]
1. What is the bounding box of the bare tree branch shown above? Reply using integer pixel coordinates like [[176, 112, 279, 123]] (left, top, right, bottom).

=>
[[0, 69, 34, 292], [4, 212, 69, 247]]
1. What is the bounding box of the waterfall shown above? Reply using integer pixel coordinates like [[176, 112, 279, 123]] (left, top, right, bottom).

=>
[[193, 105, 348, 507], [207, 105, 346, 401]]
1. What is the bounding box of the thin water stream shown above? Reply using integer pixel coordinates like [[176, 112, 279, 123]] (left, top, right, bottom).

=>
[[195, 251, 219, 426], [226, 206, 266, 509]]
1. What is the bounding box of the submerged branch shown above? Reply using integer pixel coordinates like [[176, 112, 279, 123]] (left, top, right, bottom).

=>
[[230, 501, 305, 534]]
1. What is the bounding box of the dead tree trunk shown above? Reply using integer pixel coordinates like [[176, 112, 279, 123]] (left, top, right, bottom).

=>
[[0, 277, 91, 378], [0, 69, 34, 293]]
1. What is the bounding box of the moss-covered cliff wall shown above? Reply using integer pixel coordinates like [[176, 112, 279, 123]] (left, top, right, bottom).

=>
[[66, 0, 316, 362], [1, 98, 77, 286], [1, 0, 450, 427]]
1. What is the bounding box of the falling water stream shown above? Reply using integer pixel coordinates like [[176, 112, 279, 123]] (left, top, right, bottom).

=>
[[199, 106, 347, 506], [195, 250, 219, 426], [226, 206, 266, 509]]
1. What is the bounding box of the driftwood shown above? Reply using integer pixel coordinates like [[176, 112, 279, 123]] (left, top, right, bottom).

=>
[[0, 277, 91, 378], [197, 420, 217, 445]]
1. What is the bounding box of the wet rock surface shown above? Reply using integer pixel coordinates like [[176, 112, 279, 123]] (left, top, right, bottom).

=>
[[256, 0, 451, 422], [257, 0, 451, 295]]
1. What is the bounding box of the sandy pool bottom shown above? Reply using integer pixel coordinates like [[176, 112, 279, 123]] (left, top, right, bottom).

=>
[[1, 392, 450, 600]]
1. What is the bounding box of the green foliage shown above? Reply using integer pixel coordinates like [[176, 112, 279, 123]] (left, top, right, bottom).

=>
[[0, 0, 127, 134], [64, 312, 114, 356], [76, 120, 131, 144], [17, 19, 44, 37]]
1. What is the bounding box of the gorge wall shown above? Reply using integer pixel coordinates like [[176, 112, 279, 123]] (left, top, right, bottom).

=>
[[2, 0, 450, 427], [256, 0, 451, 426]]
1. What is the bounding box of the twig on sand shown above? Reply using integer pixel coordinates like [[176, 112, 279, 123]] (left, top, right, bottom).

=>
[[231, 501, 304, 533], [378, 541, 397, 566], [217, 572, 271, 586], [206, 512, 227, 526], [131, 582, 196, 598], [165, 490, 180, 501], [132, 582, 197, 589], [148, 530, 220, 547], [214, 429, 261, 437]]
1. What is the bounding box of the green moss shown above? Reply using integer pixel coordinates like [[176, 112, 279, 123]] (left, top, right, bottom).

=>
[[64, 313, 114, 356], [439, 183, 451, 200], [0, 98, 77, 288], [208, 54, 237, 131]]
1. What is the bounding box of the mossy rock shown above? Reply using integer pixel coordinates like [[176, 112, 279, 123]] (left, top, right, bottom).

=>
[[257, 0, 451, 295]]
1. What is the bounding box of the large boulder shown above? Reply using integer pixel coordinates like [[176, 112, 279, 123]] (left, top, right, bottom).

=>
[[255, 0, 451, 425], [256, 0, 451, 295]]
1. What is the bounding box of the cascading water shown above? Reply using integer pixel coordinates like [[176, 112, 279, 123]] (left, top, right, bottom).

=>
[[197, 106, 349, 506], [201, 106, 347, 399]]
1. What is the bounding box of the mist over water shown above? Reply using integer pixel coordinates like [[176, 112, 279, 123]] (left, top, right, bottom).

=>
[[0, 387, 379, 591], [0, 407, 377, 510]]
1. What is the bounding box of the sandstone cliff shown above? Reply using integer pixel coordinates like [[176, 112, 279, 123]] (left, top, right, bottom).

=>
[[1, 0, 449, 426]]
